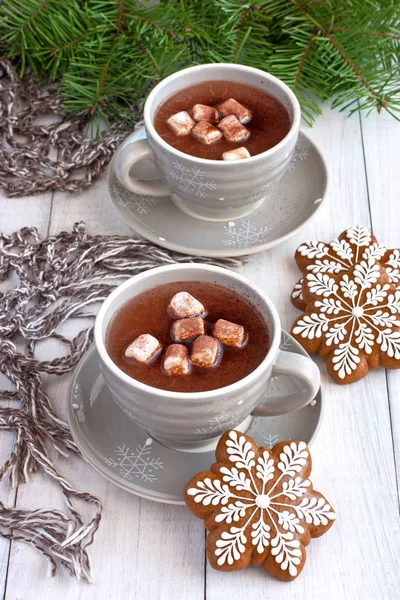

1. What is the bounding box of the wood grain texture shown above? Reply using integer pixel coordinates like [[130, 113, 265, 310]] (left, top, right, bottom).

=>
[[1, 107, 400, 600], [360, 110, 400, 504]]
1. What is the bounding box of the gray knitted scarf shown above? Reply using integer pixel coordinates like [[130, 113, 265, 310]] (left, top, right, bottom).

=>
[[0, 223, 243, 581]]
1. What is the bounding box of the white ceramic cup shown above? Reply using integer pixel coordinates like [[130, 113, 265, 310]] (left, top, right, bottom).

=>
[[114, 63, 301, 222], [94, 264, 320, 452]]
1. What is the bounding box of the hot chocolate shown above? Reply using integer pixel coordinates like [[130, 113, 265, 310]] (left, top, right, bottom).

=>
[[154, 80, 291, 160], [106, 281, 270, 392]]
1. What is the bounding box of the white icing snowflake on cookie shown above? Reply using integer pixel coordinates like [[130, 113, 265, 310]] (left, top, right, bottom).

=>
[[292, 258, 400, 383], [184, 431, 335, 582], [291, 225, 400, 310]]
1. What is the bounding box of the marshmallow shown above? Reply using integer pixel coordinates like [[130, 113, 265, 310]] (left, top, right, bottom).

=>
[[218, 98, 252, 124], [191, 121, 223, 145], [168, 292, 207, 319], [166, 111, 195, 136], [163, 344, 191, 376], [213, 319, 247, 348], [222, 147, 251, 161], [192, 104, 220, 123], [191, 335, 222, 368], [124, 334, 162, 363], [170, 317, 205, 343], [218, 115, 250, 143]]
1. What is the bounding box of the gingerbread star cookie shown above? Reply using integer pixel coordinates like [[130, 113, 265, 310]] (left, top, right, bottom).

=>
[[184, 430, 336, 582], [291, 257, 400, 383], [291, 225, 400, 310]]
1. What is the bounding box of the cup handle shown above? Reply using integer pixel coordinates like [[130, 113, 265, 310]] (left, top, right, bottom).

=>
[[116, 139, 170, 196], [251, 350, 320, 417]]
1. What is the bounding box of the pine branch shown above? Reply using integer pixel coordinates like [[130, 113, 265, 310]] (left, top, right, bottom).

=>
[[0, 0, 398, 125]]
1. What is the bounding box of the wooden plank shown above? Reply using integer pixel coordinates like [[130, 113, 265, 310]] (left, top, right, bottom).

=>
[[0, 192, 52, 236], [48, 177, 134, 236], [0, 189, 52, 596], [360, 109, 400, 503], [206, 107, 400, 599]]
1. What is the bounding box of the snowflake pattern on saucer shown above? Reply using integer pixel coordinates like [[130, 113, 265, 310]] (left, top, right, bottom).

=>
[[291, 225, 400, 310], [184, 430, 335, 582], [291, 257, 400, 383], [223, 220, 270, 248], [112, 182, 159, 215], [105, 440, 163, 483]]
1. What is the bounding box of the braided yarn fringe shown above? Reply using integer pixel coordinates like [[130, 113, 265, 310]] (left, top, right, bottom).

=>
[[0, 58, 135, 197], [0, 223, 244, 580]]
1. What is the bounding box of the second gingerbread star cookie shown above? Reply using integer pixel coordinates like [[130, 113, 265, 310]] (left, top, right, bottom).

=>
[[291, 225, 400, 310], [291, 258, 400, 383]]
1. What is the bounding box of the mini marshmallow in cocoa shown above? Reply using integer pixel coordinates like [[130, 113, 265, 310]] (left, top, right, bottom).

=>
[[213, 319, 247, 348], [168, 292, 207, 319], [163, 344, 191, 376], [218, 115, 250, 144], [192, 121, 223, 145], [191, 335, 222, 368], [222, 147, 251, 161], [124, 334, 162, 363], [170, 317, 205, 343], [192, 104, 220, 123], [166, 111, 195, 136], [218, 98, 252, 124]]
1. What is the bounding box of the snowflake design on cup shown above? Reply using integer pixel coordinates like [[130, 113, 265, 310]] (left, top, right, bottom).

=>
[[194, 409, 247, 435], [287, 137, 309, 171], [291, 225, 400, 310], [168, 160, 217, 199], [184, 431, 335, 581], [292, 257, 400, 383]]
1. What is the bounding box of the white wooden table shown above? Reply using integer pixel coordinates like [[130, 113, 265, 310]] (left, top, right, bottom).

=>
[[1, 106, 400, 600]]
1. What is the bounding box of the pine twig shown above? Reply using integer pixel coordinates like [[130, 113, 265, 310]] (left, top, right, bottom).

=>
[[50, 26, 109, 57], [123, 11, 177, 38], [330, 27, 400, 40], [117, 0, 123, 29], [292, 31, 317, 90], [232, 4, 259, 62], [18, 0, 50, 31], [90, 39, 119, 115], [135, 42, 164, 79]]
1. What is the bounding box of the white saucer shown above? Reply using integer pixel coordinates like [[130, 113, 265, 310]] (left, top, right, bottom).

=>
[[108, 127, 327, 257], [68, 332, 323, 505]]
